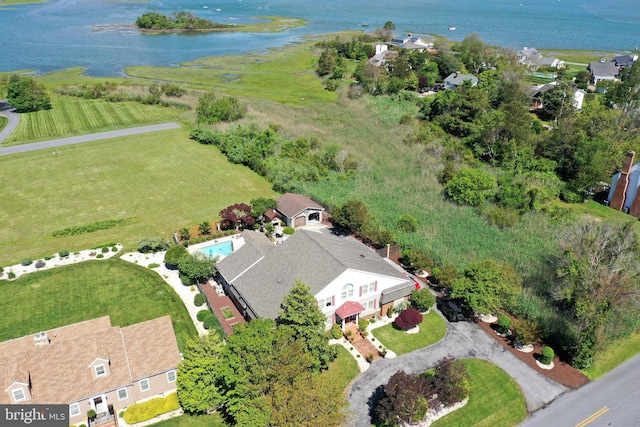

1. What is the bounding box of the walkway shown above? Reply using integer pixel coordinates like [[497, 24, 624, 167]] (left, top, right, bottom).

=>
[[0, 100, 20, 144], [0, 122, 181, 156]]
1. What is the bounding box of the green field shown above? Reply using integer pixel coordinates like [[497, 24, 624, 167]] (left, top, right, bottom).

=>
[[0, 259, 196, 349], [0, 127, 278, 266], [372, 311, 446, 355], [432, 359, 527, 427], [326, 344, 361, 391], [3, 94, 187, 145], [583, 330, 640, 380]]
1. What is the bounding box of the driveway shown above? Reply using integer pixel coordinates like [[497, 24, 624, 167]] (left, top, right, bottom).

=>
[[0, 122, 182, 156], [346, 318, 567, 426], [0, 99, 20, 144]]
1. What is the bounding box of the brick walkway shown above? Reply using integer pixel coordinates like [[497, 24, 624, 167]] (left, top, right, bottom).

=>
[[201, 282, 245, 336]]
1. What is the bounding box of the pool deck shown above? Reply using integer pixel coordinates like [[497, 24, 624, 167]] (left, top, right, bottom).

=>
[[187, 234, 246, 260]]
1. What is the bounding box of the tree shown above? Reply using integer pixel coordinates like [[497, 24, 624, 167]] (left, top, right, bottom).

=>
[[375, 370, 429, 426], [164, 244, 188, 267], [317, 48, 336, 76], [198, 221, 211, 235], [411, 288, 436, 312], [445, 167, 497, 206], [179, 227, 191, 241], [276, 281, 338, 370], [331, 200, 369, 232], [6, 74, 51, 113], [250, 197, 277, 220], [553, 221, 640, 368], [177, 333, 224, 414], [394, 308, 424, 330], [429, 357, 471, 407], [219, 203, 255, 230], [196, 92, 246, 124], [450, 259, 522, 314], [177, 252, 217, 283]]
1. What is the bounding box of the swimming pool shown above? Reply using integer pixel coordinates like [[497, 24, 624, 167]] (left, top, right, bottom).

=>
[[198, 241, 233, 259]]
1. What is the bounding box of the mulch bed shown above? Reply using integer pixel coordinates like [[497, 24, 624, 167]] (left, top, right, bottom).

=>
[[476, 320, 589, 389]]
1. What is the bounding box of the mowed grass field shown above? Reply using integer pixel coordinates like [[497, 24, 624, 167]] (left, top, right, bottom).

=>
[[0, 259, 197, 349], [0, 127, 278, 266], [3, 94, 187, 145]]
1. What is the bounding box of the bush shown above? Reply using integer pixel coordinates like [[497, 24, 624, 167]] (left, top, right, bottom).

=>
[[331, 323, 342, 339], [358, 318, 369, 333], [123, 393, 180, 424], [410, 288, 436, 312], [96, 254, 104, 259], [59, 250, 70, 257], [512, 318, 541, 345], [203, 315, 219, 330], [35, 260, 46, 268], [8, 272, 16, 279], [21, 258, 33, 266], [394, 308, 423, 330], [148, 263, 160, 268], [387, 305, 394, 318], [497, 314, 511, 334], [179, 273, 194, 286], [283, 226, 295, 235], [445, 167, 497, 206], [484, 206, 520, 229], [541, 346, 555, 365], [101, 247, 109, 253], [396, 214, 418, 233], [111, 246, 118, 252], [137, 237, 169, 253], [87, 410, 96, 420], [44, 255, 53, 260], [194, 293, 206, 307], [197, 92, 246, 124], [197, 310, 212, 322]]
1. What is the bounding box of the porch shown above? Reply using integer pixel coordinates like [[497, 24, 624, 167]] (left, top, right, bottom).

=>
[[89, 405, 117, 427]]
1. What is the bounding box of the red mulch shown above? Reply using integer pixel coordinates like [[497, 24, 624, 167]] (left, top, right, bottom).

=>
[[476, 320, 589, 389]]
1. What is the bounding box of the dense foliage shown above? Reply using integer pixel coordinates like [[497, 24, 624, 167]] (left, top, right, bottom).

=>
[[411, 288, 436, 312], [394, 308, 424, 330], [135, 12, 233, 30], [219, 203, 255, 230], [137, 237, 170, 253], [196, 92, 246, 124], [6, 74, 51, 113], [177, 252, 217, 284], [164, 244, 188, 266]]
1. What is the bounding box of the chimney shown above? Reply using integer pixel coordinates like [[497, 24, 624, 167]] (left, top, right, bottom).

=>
[[375, 44, 387, 55], [610, 151, 635, 211], [455, 71, 460, 78]]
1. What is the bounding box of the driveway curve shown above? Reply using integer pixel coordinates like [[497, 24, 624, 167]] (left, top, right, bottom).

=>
[[346, 318, 567, 426], [0, 122, 182, 157], [0, 100, 20, 144]]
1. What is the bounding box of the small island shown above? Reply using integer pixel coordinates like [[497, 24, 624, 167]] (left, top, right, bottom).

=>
[[135, 11, 235, 32]]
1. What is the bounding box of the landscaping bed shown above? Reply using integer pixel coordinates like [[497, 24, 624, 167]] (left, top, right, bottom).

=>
[[476, 319, 589, 388]]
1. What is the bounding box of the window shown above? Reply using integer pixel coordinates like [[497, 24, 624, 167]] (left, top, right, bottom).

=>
[[139, 378, 150, 392], [341, 284, 354, 300], [167, 370, 176, 383], [117, 388, 128, 401], [94, 364, 106, 377], [361, 282, 375, 296], [364, 299, 375, 310], [318, 296, 333, 308], [69, 403, 80, 417], [12, 388, 25, 402]]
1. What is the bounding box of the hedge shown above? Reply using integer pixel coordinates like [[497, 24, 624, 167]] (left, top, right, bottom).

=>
[[123, 392, 180, 424]]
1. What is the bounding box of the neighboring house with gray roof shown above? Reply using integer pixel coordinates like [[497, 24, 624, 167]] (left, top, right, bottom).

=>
[[444, 71, 478, 90], [274, 193, 325, 228], [0, 316, 180, 427], [216, 229, 414, 330], [387, 34, 433, 51], [588, 60, 619, 84], [517, 47, 564, 69], [610, 54, 637, 70], [368, 44, 399, 67]]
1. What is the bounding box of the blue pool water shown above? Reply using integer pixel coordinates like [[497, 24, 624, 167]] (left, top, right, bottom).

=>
[[198, 241, 233, 259]]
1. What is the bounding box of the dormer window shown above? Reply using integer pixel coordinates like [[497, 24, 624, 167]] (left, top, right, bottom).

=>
[[12, 388, 26, 402], [95, 364, 106, 377], [89, 358, 110, 378]]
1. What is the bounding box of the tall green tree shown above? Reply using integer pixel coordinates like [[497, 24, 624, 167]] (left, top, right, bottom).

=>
[[177, 333, 224, 414], [276, 281, 338, 370], [6, 74, 51, 113], [177, 252, 217, 283], [332, 200, 370, 232], [250, 197, 278, 220]]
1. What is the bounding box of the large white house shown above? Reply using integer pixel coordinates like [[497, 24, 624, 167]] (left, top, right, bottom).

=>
[[216, 229, 415, 330]]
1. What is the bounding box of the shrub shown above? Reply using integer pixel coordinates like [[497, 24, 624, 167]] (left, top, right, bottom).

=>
[[497, 314, 511, 334], [512, 318, 541, 345], [203, 315, 219, 330], [396, 214, 418, 233], [59, 250, 70, 257], [541, 346, 555, 365], [484, 206, 520, 229], [101, 247, 109, 253], [35, 260, 45, 268], [445, 167, 497, 206], [0, 266, 3, 273], [44, 255, 52, 260], [96, 254, 104, 259], [8, 272, 16, 279], [21, 258, 33, 266], [394, 308, 423, 330], [179, 273, 193, 286], [331, 323, 342, 339], [410, 288, 436, 312], [123, 393, 180, 424], [197, 310, 212, 322], [366, 353, 374, 363], [137, 237, 169, 253], [387, 305, 394, 318], [197, 92, 246, 124], [148, 263, 160, 268], [370, 318, 376, 324], [111, 246, 118, 252], [358, 318, 369, 333], [87, 410, 96, 420], [283, 226, 295, 235], [194, 293, 206, 307]]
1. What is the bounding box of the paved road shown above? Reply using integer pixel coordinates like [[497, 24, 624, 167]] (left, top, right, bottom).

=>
[[0, 122, 182, 156], [0, 100, 20, 144], [347, 317, 566, 426], [519, 353, 640, 427]]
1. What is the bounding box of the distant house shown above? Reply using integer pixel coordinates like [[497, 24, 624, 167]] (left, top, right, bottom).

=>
[[368, 44, 399, 67], [273, 193, 325, 228], [387, 34, 434, 52], [216, 229, 415, 330], [528, 82, 586, 111], [587, 60, 619, 84], [608, 151, 640, 217], [610, 54, 638, 71], [517, 47, 564, 69], [444, 71, 478, 89], [0, 316, 180, 427]]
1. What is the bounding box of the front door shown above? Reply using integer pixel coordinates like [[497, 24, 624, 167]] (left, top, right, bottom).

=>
[[93, 396, 107, 415]]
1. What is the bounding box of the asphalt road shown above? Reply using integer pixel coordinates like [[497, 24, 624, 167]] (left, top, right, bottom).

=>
[[346, 317, 567, 427], [0, 100, 20, 143], [519, 353, 640, 427], [0, 122, 182, 156]]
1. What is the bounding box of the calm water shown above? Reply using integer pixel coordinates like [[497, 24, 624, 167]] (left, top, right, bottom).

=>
[[0, 0, 638, 75]]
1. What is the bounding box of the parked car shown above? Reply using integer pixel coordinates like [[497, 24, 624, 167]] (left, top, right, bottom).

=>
[[436, 297, 466, 322]]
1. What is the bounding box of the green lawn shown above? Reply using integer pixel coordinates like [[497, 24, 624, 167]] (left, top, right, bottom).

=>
[[4, 94, 187, 145], [583, 329, 640, 380], [152, 413, 227, 427], [0, 259, 196, 349], [432, 359, 527, 427], [325, 344, 361, 391], [372, 311, 446, 355], [0, 127, 278, 266], [0, 115, 7, 132]]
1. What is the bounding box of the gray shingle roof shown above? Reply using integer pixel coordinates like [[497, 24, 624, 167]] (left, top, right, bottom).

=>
[[444, 72, 478, 87], [588, 61, 619, 78], [216, 230, 273, 283], [222, 229, 409, 319]]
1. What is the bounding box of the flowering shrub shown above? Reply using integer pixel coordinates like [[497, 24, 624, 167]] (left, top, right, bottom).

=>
[[394, 308, 423, 330]]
